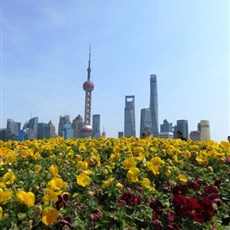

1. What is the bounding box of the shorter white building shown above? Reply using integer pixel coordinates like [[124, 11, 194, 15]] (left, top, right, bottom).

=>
[[198, 120, 210, 141], [159, 132, 174, 139]]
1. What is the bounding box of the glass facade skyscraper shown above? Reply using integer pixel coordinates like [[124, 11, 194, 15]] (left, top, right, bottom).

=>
[[124, 95, 136, 137], [140, 108, 152, 138], [92, 114, 101, 139], [150, 74, 159, 137], [176, 120, 189, 139]]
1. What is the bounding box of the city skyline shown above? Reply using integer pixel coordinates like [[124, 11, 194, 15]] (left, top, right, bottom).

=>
[[1, 0, 229, 142]]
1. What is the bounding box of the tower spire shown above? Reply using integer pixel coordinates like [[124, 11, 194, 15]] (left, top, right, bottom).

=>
[[87, 44, 91, 80]]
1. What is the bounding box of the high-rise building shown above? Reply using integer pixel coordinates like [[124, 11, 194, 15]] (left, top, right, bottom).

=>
[[175, 120, 189, 140], [79, 48, 94, 138], [124, 95, 136, 137], [150, 74, 159, 137], [0, 128, 7, 141], [198, 120, 210, 140], [58, 115, 70, 136], [92, 114, 101, 139], [6, 118, 21, 140], [72, 115, 84, 138], [140, 108, 152, 138], [37, 121, 56, 139], [27, 117, 38, 139], [190, 131, 201, 141], [160, 119, 173, 132], [118, 131, 124, 138]]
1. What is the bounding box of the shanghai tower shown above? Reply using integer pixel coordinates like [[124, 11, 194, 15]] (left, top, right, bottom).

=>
[[150, 74, 159, 137]]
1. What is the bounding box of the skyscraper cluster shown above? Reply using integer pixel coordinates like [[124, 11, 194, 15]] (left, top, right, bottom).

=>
[[0, 51, 211, 142], [122, 74, 211, 141]]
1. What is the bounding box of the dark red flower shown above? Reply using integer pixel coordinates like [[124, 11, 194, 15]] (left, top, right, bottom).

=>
[[117, 190, 142, 206], [151, 219, 163, 230], [89, 210, 102, 222], [172, 184, 188, 195], [184, 197, 203, 221], [149, 200, 164, 216], [167, 223, 180, 230], [172, 195, 187, 217], [167, 211, 175, 222], [186, 181, 200, 191], [59, 216, 72, 229], [204, 185, 219, 194], [56, 194, 69, 210], [198, 197, 214, 222], [133, 184, 143, 193]]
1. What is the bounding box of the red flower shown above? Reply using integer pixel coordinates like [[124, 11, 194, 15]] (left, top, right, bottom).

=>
[[198, 197, 214, 222], [167, 223, 180, 230], [172, 195, 187, 217], [89, 210, 102, 222], [204, 185, 219, 194], [117, 189, 142, 206], [55, 194, 68, 210], [172, 184, 188, 196], [186, 181, 200, 191], [149, 200, 164, 216], [59, 216, 72, 229], [151, 219, 163, 230], [167, 211, 175, 222]]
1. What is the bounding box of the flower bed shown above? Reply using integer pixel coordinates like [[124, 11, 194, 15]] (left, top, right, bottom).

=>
[[0, 137, 229, 229]]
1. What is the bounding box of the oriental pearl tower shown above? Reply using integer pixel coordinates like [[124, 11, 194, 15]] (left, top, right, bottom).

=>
[[79, 48, 94, 138]]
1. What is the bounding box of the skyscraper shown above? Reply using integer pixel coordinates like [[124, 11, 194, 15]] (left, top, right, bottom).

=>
[[124, 95, 136, 137], [58, 115, 70, 136], [150, 74, 159, 137], [92, 114, 101, 138], [176, 120, 189, 140], [198, 120, 210, 140], [28, 116, 38, 139], [72, 115, 83, 138], [140, 108, 152, 138], [79, 48, 94, 138], [160, 119, 173, 133], [6, 118, 21, 140]]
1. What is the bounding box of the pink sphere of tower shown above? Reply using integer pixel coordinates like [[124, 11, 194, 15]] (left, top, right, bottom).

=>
[[83, 80, 94, 92]]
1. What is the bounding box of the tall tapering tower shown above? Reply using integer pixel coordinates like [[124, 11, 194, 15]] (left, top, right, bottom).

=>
[[150, 74, 159, 137], [79, 48, 94, 137]]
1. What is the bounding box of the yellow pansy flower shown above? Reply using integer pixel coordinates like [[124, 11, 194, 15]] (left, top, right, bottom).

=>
[[116, 182, 124, 190], [42, 189, 58, 204], [34, 164, 42, 174], [141, 178, 155, 191], [49, 165, 59, 177], [178, 174, 187, 183], [123, 157, 136, 170], [76, 161, 88, 170], [133, 146, 144, 155], [127, 167, 140, 182], [2, 171, 16, 185], [0, 189, 13, 204], [42, 207, 59, 225], [150, 165, 160, 175], [16, 191, 35, 208], [76, 173, 90, 187], [150, 157, 163, 166], [102, 178, 114, 189], [48, 177, 66, 191]]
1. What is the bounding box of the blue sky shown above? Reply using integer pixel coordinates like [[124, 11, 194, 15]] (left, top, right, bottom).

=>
[[1, 0, 229, 141]]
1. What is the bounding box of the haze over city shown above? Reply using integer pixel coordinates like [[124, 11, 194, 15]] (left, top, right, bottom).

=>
[[1, 0, 229, 142]]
